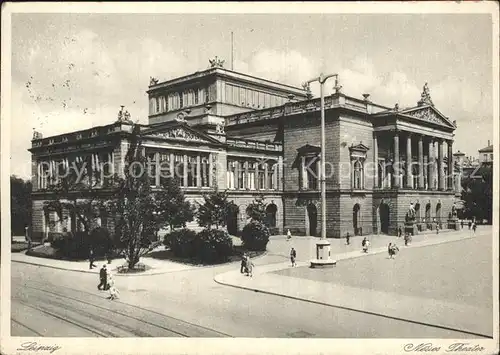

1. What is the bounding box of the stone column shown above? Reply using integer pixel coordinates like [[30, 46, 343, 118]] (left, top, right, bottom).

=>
[[278, 156, 283, 190], [255, 162, 259, 190], [373, 134, 379, 188], [438, 139, 445, 190], [406, 133, 413, 189], [196, 155, 201, 187], [235, 159, 240, 189], [428, 139, 435, 190], [245, 161, 249, 189], [418, 135, 424, 189], [447, 141, 454, 191], [170, 153, 175, 180], [183, 154, 188, 187], [264, 162, 269, 189], [393, 131, 400, 188], [423, 155, 428, 189], [208, 153, 213, 187], [155, 152, 160, 187]]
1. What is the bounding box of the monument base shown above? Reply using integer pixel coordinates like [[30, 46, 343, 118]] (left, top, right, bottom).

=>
[[310, 259, 337, 268]]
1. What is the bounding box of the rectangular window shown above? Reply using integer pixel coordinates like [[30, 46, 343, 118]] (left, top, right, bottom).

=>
[[174, 154, 184, 186], [194, 90, 199, 105], [187, 155, 197, 187], [305, 157, 318, 190], [267, 163, 275, 190], [180, 92, 184, 108], [147, 153, 156, 186], [237, 161, 244, 189], [159, 153, 171, 186], [201, 155, 209, 187], [227, 161, 236, 189], [258, 163, 265, 190], [247, 162, 256, 190]]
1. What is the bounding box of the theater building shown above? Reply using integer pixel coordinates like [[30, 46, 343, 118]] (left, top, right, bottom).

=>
[[29, 58, 460, 240]]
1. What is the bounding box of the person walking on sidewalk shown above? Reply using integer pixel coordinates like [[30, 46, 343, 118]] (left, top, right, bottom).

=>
[[345, 232, 350, 245], [468, 220, 472, 230], [89, 248, 97, 269], [398, 226, 402, 238], [362, 237, 369, 253], [240, 253, 247, 274], [290, 247, 297, 267], [107, 274, 120, 300], [472, 222, 477, 233], [246, 257, 254, 277], [286, 229, 292, 241], [97, 265, 108, 291]]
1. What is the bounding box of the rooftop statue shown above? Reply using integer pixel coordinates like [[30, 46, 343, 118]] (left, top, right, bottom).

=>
[[149, 77, 159, 86], [209, 56, 225, 68], [418, 82, 434, 106]]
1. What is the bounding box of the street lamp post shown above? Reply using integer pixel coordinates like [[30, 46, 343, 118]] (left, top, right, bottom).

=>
[[304, 73, 338, 268]]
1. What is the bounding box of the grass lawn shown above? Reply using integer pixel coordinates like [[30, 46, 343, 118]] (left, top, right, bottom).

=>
[[11, 241, 35, 253]]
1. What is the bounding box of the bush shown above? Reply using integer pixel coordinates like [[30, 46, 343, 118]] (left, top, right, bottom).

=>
[[48, 228, 113, 260], [164, 229, 197, 258], [241, 221, 270, 251], [195, 229, 233, 264]]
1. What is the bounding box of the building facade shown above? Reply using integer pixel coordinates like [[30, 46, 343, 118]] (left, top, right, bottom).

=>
[[30, 60, 461, 240]]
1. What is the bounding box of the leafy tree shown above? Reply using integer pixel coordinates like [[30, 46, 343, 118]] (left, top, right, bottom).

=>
[[461, 164, 493, 223], [11, 175, 32, 236], [106, 124, 162, 269], [246, 196, 267, 223], [196, 190, 236, 230], [155, 176, 195, 231]]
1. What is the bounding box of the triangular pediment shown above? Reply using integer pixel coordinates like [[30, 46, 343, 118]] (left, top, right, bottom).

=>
[[297, 144, 321, 154], [399, 105, 456, 129], [141, 121, 222, 145], [349, 143, 369, 153]]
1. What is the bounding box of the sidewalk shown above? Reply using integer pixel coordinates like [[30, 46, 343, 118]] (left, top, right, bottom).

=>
[[215, 229, 491, 337], [11, 249, 200, 276]]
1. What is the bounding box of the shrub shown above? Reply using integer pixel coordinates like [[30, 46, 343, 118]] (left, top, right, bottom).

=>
[[164, 229, 197, 258], [241, 221, 270, 251], [195, 229, 233, 264]]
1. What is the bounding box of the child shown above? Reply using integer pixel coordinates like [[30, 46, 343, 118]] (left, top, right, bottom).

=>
[[246, 257, 254, 277], [108, 274, 120, 300]]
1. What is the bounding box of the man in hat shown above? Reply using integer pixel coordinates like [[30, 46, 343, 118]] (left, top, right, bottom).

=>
[[97, 264, 108, 291]]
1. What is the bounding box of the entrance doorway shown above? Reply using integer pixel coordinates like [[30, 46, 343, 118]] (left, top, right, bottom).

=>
[[227, 205, 239, 236], [379, 203, 390, 234], [307, 203, 318, 237], [353, 204, 361, 235]]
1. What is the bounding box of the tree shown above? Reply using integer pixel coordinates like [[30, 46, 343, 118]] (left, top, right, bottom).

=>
[[11, 175, 32, 236], [196, 190, 236, 230], [246, 196, 267, 223], [461, 164, 493, 224], [155, 176, 195, 232], [107, 124, 161, 269]]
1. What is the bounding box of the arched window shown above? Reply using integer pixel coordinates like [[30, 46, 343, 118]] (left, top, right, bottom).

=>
[[266, 204, 277, 228], [377, 162, 384, 188], [349, 143, 369, 190]]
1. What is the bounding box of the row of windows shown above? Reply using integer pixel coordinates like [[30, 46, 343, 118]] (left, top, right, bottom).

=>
[[37, 153, 113, 189], [146, 152, 211, 188], [224, 84, 287, 108], [149, 88, 209, 115], [226, 160, 278, 190]]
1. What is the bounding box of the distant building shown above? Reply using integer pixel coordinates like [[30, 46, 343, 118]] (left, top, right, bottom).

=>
[[478, 140, 493, 164], [30, 59, 462, 240]]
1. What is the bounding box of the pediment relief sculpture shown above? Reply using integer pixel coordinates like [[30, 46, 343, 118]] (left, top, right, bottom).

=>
[[150, 128, 204, 142]]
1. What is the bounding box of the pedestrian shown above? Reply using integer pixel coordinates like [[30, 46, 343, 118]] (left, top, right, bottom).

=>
[[287, 229, 292, 241], [388, 243, 393, 258], [240, 253, 247, 274], [246, 257, 254, 277], [404, 233, 409, 246], [362, 237, 369, 253], [468, 220, 472, 230], [290, 247, 297, 267], [436, 224, 440, 234], [346, 232, 350, 245], [97, 264, 108, 291], [108, 274, 119, 300], [89, 248, 97, 269], [25, 225, 32, 251], [472, 222, 477, 233], [398, 226, 402, 238], [460, 220, 464, 229], [391, 243, 399, 258]]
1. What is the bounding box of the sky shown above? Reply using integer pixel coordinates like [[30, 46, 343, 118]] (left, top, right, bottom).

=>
[[8, 11, 494, 179]]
